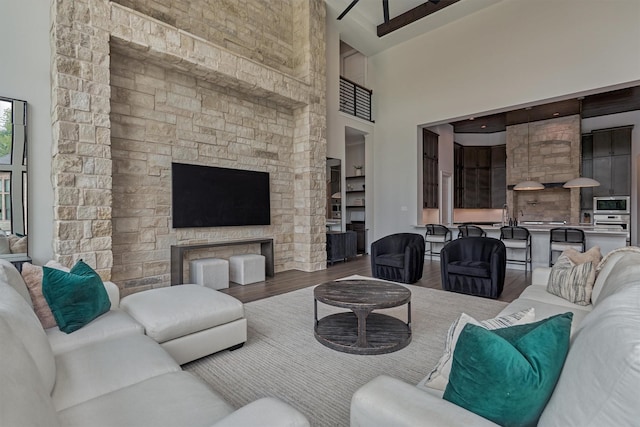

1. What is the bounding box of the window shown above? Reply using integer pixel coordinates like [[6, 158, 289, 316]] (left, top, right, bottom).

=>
[[0, 97, 27, 237]]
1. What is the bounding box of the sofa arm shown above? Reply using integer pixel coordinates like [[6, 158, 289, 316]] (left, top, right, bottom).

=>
[[532, 267, 552, 287], [103, 281, 120, 309], [351, 375, 498, 427], [211, 397, 309, 427]]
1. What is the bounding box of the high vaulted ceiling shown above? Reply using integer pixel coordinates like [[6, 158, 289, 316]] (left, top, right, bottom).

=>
[[325, 0, 504, 56]]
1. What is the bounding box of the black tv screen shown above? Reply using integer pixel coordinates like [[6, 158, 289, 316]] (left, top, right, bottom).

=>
[[172, 163, 271, 228]]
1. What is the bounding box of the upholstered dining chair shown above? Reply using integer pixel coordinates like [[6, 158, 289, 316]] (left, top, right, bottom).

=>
[[440, 237, 506, 299], [424, 224, 452, 259], [370, 233, 425, 284], [457, 224, 486, 238]]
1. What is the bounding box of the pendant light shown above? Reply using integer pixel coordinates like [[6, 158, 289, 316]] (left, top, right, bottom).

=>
[[514, 109, 545, 191], [563, 177, 600, 188], [563, 100, 600, 188]]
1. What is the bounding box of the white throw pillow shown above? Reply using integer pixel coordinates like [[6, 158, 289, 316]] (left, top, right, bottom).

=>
[[424, 308, 535, 391]]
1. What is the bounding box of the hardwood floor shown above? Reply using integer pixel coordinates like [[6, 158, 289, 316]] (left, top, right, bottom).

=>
[[221, 255, 531, 304]]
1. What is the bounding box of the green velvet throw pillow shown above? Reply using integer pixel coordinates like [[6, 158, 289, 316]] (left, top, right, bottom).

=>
[[42, 260, 111, 334], [443, 312, 573, 427]]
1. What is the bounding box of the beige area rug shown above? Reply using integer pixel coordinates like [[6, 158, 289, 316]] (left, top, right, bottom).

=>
[[184, 278, 508, 427]]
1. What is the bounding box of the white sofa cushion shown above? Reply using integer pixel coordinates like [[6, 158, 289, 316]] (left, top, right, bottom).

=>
[[592, 251, 640, 306], [0, 258, 33, 306], [0, 316, 61, 427], [351, 375, 498, 427], [121, 284, 244, 343], [52, 334, 180, 410], [0, 275, 56, 394], [46, 309, 143, 355], [539, 285, 640, 426], [57, 372, 233, 427], [498, 296, 590, 337]]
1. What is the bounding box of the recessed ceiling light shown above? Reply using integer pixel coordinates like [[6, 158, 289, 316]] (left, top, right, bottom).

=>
[[553, 112, 560, 116], [481, 125, 487, 129], [469, 117, 475, 120]]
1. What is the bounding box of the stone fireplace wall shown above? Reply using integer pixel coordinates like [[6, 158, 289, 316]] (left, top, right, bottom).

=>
[[50, 0, 326, 292], [506, 115, 581, 224]]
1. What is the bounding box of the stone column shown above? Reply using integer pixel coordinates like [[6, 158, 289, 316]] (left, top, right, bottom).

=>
[[51, 0, 113, 279], [291, 0, 327, 271]]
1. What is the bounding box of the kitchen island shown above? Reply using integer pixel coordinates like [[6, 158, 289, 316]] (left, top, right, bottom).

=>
[[416, 222, 628, 270]]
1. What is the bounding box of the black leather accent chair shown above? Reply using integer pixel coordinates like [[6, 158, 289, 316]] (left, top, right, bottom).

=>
[[440, 237, 506, 299], [370, 233, 425, 284]]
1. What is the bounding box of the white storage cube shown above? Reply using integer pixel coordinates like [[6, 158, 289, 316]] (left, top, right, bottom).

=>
[[189, 258, 229, 290], [229, 254, 265, 285]]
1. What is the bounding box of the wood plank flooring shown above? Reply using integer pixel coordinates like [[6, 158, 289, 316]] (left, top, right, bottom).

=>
[[221, 255, 530, 304]]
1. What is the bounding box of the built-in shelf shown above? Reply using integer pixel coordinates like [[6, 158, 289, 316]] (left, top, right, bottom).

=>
[[346, 175, 365, 179], [346, 190, 365, 194], [347, 205, 365, 208]]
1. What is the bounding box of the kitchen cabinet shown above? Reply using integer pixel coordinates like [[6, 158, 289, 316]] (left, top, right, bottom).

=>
[[454, 143, 464, 208], [422, 129, 438, 208], [491, 146, 507, 208], [456, 145, 506, 209], [581, 127, 631, 204]]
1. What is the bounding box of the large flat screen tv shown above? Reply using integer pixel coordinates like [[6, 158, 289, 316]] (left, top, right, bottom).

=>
[[172, 162, 271, 228]]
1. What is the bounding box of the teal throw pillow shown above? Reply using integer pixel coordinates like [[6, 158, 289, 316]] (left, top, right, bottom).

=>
[[42, 260, 111, 334], [443, 312, 573, 427]]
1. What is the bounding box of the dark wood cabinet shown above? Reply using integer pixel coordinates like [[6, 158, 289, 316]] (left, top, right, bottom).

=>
[[456, 145, 505, 208], [582, 127, 631, 200], [346, 222, 367, 254], [491, 146, 507, 208], [454, 143, 464, 208], [422, 129, 439, 208], [326, 231, 357, 264], [581, 127, 631, 207]]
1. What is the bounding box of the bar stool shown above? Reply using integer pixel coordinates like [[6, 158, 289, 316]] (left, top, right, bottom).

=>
[[549, 227, 586, 266], [424, 224, 452, 259], [457, 224, 486, 238], [500, 226, 532, 274]]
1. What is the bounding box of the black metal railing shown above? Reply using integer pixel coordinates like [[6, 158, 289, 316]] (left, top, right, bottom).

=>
[[339, 76, 373, 122]]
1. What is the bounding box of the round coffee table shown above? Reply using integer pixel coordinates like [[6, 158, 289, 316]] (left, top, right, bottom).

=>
[[313, 279, 411, 355]]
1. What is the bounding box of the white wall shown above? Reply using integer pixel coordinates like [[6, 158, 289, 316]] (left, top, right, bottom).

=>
[[368, 0, 640, 239], [0, 0, 52, 263]]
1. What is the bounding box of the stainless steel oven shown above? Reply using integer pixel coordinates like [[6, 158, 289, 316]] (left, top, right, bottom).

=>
[[593, 196, 630, 214]]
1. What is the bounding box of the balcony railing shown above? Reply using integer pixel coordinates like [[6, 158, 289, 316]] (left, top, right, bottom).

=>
[[339, 76, 373, 122]]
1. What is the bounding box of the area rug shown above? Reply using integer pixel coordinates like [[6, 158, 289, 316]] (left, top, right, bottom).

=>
[[184, 277, 508, 427]]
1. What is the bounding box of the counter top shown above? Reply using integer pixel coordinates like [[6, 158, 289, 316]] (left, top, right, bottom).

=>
[[414, 223, 627, 235]]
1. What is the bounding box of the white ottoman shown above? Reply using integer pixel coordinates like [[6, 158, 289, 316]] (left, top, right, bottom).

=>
[[229, 254, 266, 285], [189, 258, 229, 290], [120, 285, 247, 364]]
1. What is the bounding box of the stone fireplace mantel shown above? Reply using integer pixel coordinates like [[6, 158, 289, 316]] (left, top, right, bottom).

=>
[[50, 0, 327, 292]]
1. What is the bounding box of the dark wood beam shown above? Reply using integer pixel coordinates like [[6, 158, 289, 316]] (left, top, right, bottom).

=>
[[377, 0, 460, 37], [337, 0, 360, 20], [382, 0, 389, 23]]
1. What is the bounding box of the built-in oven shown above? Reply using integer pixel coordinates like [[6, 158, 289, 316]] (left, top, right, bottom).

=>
[[593, 196, 630, 214], [593, 197, 631, 243]]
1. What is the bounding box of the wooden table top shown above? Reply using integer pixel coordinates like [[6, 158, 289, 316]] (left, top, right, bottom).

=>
[[314, 279, 411, 310]]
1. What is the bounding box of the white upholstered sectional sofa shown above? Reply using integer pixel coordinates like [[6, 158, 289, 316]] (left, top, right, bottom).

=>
[[0, 259, 309, 427], [351, 249, 640, 426]]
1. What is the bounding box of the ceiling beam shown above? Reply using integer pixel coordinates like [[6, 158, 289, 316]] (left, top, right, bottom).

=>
[[377, 0, 460, 37]]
